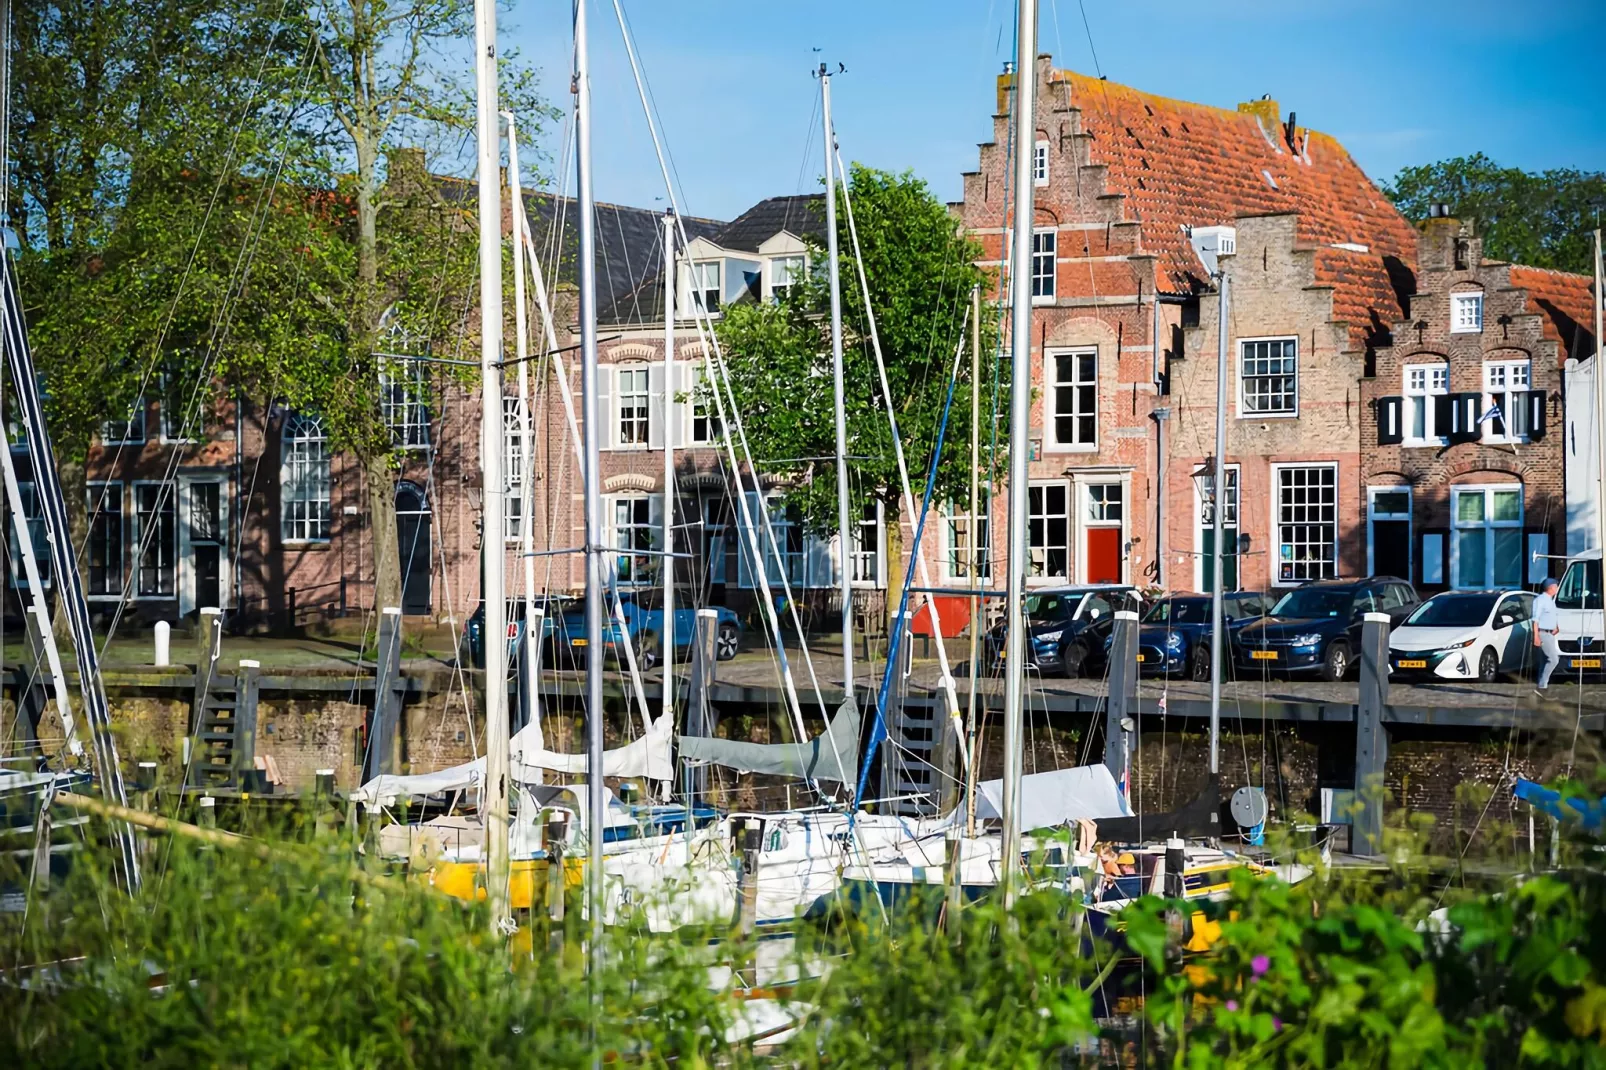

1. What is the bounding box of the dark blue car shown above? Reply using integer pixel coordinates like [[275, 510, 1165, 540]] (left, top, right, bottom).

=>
[[551, 590, 742, 668], [1232, 577, 1419, 681], [1128, 591, 1271, 680]]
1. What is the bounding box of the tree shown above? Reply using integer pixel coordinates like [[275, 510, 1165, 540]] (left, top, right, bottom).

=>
[[716, 165, 1003, 624], [1384, 154, 1606, 275]]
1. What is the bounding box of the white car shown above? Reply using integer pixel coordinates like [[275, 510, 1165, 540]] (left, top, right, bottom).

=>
[[1388, 589, 1536, 682]]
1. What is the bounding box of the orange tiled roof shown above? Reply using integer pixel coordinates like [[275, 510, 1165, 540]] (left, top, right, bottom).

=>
[[1053, 71, 1416, 297], [1509, 264, 1599, 364], [1313, 246, 1408, 352]]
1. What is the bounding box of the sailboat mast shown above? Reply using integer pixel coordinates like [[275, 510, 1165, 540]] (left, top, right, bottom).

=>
[[1209, 270, 1230, 776], [661, 212, 676, 744], [1593, 230, 1605, 561], [507, 115, 540, 758], [574, 0, 607, 966], [965, 281, 981, 837], [473, 0, 509, 930], [1000, 0, 1037, 907], [820, 67, 855, 695]]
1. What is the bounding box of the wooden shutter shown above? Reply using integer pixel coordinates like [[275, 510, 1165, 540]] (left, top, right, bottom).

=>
[[1448, 392, 1481, 444], [595, 365, 615, 451], [1524, 389, 1547, 441], [647, 363, 666, 450], [1377, 396, 1404, 445]]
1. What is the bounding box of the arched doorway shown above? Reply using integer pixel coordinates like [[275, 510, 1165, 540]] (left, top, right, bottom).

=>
[[396, 481, 432, 614]]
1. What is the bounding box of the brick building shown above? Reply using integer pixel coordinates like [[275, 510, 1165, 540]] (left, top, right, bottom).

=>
[[955, 58, 1417, 595], [1361, 214, 1598, 592]]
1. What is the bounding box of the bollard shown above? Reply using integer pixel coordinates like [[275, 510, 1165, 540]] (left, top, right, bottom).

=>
[[135, 761, 159, 810], [682, 610, 719, 803], [198, 795, 216, 828], [735, 820, 761, 937], [313, 768, 336, 840], [153, 621, 171, 667], [546, 816, 567, 953], [364, 608, 403, 783], [314, 768, 336, 796], [234, 660, 261, 784], [943, 824, 964, 934], [1353, 612, 1391, 856], [1164, 835, 1186, 898], [1105, 611, 1139, 790]]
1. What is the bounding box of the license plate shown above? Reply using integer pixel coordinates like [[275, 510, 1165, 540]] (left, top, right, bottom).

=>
[[1250, 650, 1277, 661], [1398, 659, 1427, 669], [1574, 658, 1601, 669], [1136, 654, 1146, 663], [571, 638, 588, 647]]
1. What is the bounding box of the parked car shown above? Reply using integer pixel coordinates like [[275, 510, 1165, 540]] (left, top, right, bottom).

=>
[[1388, 589, 1535, 682], [1233, 577, 1419, 681], [461, 597, 563, 670], [551, 590, 743, 668], [1123, 590, 1271, 681], [984, 585, 1141, 678]]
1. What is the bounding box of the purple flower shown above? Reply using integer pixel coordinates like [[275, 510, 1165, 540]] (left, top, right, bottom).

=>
[[1225, 1000, 1239, 1012], [1251, 954, 1270, 977], [1273, 1016, 1283, 1032]]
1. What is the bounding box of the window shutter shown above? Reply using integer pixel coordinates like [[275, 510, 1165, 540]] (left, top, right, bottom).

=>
[[1448, 392, 1481, 443], [807, 530, 835, 590], [647, 363, 666, 450], [1433, 394, 1454, 440], [596, 365, 615, 451], [735, 491, 759, 590], [1524, 389, 1546, 440], [1377, 396, 1404, 445]]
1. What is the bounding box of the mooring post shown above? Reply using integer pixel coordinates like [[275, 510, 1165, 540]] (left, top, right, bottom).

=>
[[943, 824, 964, 934], [197, 795, 216, 829], [1105, 610, 1139, 792], [546, 814, 567, 953], [736, 819, 761, 937], [313, 768, 336, 839], [1354, 611, 1391, 856], [233, 659, 261, 785], [682, 609, 719, 803], [365, 607, 403, 783]]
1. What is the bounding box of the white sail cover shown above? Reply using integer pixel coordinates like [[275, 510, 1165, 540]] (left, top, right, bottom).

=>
[[676, 698, 859, 784], [350, 714, 674, 805], [968, 765, 1132, 831]]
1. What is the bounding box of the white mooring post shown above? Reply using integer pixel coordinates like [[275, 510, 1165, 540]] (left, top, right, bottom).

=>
[[153, 621, 171, 667]]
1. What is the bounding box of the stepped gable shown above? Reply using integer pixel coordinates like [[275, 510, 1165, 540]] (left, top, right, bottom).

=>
[[1508, 264, 1599, 364], [1053, 70, 1416, 309]]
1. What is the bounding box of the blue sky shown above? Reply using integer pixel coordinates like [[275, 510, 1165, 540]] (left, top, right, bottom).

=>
[[506, 0, 1606, 223]]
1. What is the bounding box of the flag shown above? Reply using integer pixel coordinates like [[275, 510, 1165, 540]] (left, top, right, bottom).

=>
[[1479, 402, 1503, 426]]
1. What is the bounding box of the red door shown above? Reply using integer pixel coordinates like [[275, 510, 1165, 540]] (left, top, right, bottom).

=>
[[1086, 528, 1122, 584]]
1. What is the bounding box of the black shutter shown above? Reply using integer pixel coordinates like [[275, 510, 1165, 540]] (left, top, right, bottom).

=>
[[1434, 394, 1454, 440], [1377, 396, 1404, 445], [1525, 389, 1547, 441], [1448, 392, 1482, 444]]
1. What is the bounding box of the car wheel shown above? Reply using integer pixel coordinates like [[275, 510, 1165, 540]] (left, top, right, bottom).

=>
[[1062, 642, 1087, 679], [715, 622, 740, 661], [637, 631, 661, 671], [1321, 642, 1350, 682], [1477, 647, 1499, 683], [1189, 646, 1211, 682]]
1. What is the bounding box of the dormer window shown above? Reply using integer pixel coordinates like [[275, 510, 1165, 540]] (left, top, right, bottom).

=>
[[692, 260, 721, 315], [1034, 140, 1049, 186], [770, 255, 804, 304], [1451, 292, 1483, 333]]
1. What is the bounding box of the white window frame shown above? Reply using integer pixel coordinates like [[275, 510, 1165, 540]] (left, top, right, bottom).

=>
[[616, 365, 651, 448], [1026, 481, 1070, 583], [1402, 362, 1449, 446], [379, 358, 430, 450], [100, 399, 146, 446], [132, 480, 177, 599], [691, 260, 722, 316], [768, 254, 804, 304], [280, 412, 331, 544], [1482, 359, 1532, 445], [1045, 347, 1097, 451], [503, 394, 527, 542], [848, 500, 883, 589], [1451, 292, 1484, 334], [1450, 484, 1524, 590], [611, 493, 660, 586], [1366, 485, 1412, 580], [1030, 228, 1056, 305], [7, 480, 50, 590], [943, 504, 991, 584], [1193, 463, 1240, 591], [85, 481, 125, 599], [1033, 140, 1050, 186], [1238, 336, 1299, 418], [158, 373, 198, 445], [690, 364, 723, 446], [1271, 462, 1339, 587]]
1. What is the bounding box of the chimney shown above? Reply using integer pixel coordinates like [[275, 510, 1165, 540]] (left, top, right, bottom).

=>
[[1237, 95, 1282, 145]]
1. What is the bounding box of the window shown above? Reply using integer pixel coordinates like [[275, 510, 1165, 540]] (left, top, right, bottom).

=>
[[613, 496, 658, 585], [1452, 486, 1523, 589], [134, 483, 176, 597], [849, 502, 880, 585], [1027, 483, 1069, 579], [101, 399, 146, 445], [755, 496, 804, 587], [1403, 363, 1449, 445], [1199, 467, 1239, 529], [1451, 292, 1484, 333], [691, 260, 721, 314], [379, 359, 430, 449], [1086, 483, 1122, 523], [1030, 229, 1056, 302], [1274, 465, 1337, 585], [690, 366, 723, 445], [703, 497, 730, 585], [86, 483, 124, 597], [617, 367, 650, 446], [504, 395, 527, 541], [1240, 338, 1298, 416], [158, 373, 197, 443], [1033, 140, 1049, 186], [281, 413, 331, 542], [1483, 360, 1532, 442], [945, 506, 991, 581], [7, 482, 50, 588], [1198, 465, 1240, 592], [1049, 349, 1096, 448], [770, 255, 804, 303]]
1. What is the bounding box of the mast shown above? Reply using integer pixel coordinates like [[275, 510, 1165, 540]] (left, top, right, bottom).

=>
[[661, 212, 676, 743], [1000, 0, 1037, 907], [574, 0, 606, 968], [473, 0, 509, 930], [1209, 269, 1230, 776], [506, 114, 540, 761], [1594, 230, 1605, 561], [820, 66, 855, 696], [965, 281, 981, 837]]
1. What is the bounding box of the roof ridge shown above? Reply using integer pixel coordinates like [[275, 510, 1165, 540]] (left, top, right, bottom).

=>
[[1052, 67, 1340, 140]]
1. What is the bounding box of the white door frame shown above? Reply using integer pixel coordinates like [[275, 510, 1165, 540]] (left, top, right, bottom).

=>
[[1366, 485, 1413, 580], [177, 473, 230, 617], [1073, 474, 1131, 584]]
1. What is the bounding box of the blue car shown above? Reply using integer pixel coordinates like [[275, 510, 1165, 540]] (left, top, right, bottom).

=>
[[552, 591, 742, 668], [461, 598, 563, 670], [1125, 591, 1271, 680], [1233, 577, 1419, 681]]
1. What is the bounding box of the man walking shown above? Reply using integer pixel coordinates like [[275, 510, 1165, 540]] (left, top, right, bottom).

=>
[[1533, 577, 1562, 695]]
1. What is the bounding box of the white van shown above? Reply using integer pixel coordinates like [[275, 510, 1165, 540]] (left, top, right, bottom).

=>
[[1555, 550, 1605, 674]]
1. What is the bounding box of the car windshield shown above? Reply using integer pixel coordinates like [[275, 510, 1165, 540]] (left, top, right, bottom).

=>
[[1557, 559, 1603, 611], [1023, 593, 1072, 623], [1405, 594, 1496, 628], [1145, 598, 1209, 625], [1270, 588, 1352, 619]]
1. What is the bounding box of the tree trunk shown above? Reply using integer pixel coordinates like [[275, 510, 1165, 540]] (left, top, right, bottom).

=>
[[51, 458, 89, 638], [363, 450, 402, 613], [883, 497, 905, 639]]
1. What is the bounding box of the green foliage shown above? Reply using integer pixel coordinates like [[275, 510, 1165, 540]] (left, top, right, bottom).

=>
[[716, 165, 1004, 536], [1384, 154, 1606, 275]]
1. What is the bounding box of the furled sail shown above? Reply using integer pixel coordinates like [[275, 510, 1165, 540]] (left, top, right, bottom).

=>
[[676, 698, 859, 784]]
